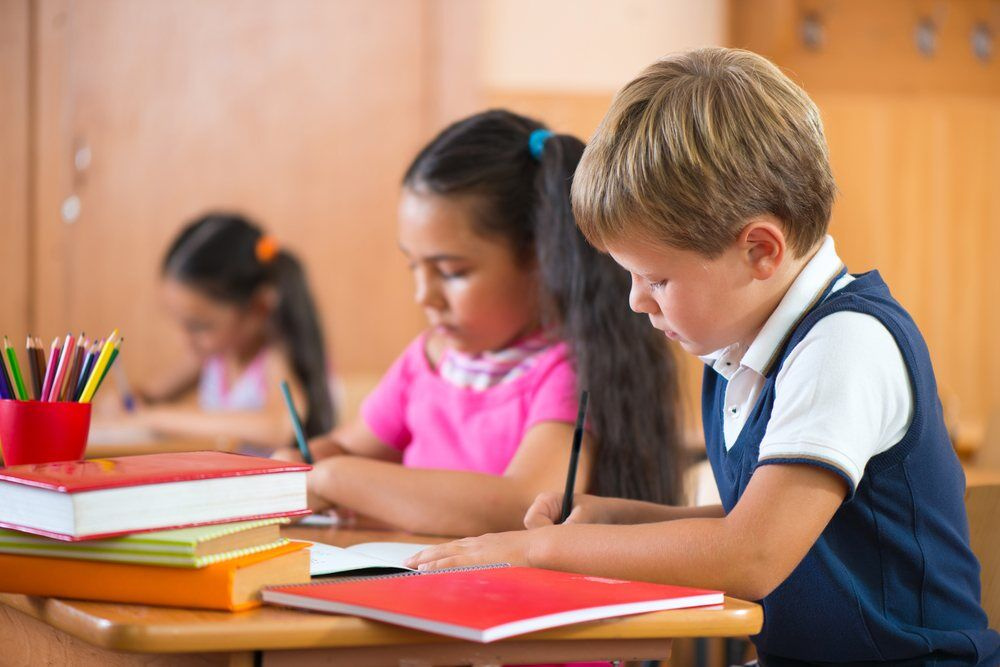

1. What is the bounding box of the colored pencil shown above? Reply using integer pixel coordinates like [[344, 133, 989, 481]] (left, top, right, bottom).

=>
[[559, 390, 590, 524], [26, 336, 42, 400], [280, 379, 313, 464], [79, 330, 118, 403], [60, 335, 86, 401], [3, 337, 28, 401], [74, 339, 100, 401], [95, 339, 120, 387], [0, 346, 12, 400], [47, 334, 74, 402], [33, 336, 46, 400], [94, 338, 122, 394], [40, 337, 61, 401]]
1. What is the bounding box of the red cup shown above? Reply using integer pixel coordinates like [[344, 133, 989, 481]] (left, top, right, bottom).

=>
[[0, 400, 92, 466]]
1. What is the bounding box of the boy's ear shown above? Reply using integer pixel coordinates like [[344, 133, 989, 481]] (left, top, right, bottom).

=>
[[740, 216, 786, 280]]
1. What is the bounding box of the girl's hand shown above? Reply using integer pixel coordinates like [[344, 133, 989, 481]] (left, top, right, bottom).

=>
[[523, 492, 620, 528], [404, 529, 544, 571], [271, 446, 304, 463], [307, 434, 351, 459]]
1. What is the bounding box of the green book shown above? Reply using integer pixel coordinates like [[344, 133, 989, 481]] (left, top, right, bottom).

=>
[[0, 518, 289, 568]]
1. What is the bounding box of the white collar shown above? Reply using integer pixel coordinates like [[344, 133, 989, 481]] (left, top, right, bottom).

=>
[[701, 235, 845, 378]]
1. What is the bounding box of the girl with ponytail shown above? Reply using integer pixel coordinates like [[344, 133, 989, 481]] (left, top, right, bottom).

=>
[[132, 212, 335, 455], [286, 109, 685, 536]]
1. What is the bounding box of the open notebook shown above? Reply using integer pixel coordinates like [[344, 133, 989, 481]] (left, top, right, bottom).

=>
[[306, 541, 429, 576]]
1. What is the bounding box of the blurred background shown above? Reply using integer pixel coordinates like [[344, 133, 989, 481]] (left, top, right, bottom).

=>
[[1, 0, 997, 457]]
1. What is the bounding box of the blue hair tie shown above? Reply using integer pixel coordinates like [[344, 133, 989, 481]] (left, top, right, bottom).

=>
[[528, 129, 554, 160]]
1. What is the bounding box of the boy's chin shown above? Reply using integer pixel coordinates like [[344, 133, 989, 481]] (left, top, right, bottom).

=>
[[674, 338, 714, 357]]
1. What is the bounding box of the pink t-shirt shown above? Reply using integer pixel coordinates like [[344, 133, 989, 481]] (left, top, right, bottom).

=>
[[361, 334, 580, 473]]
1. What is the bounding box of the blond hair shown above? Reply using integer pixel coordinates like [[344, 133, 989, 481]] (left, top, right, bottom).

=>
[[572, 47, 835, 257]]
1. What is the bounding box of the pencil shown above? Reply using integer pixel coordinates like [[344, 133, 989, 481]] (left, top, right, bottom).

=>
[[34, 337, 47, 398], [60, 335, 86, 401], [32, 336, 46, 400], [73, 339, 100, 401], [0, 346, 12, 400], [26, 335, 42, 400], [48, 334, 74, 402], [280, 380, 313, 464], [40, 337, 61, 401], [559, 389, 590, 524], [79, 330, 118, 403], [94, 338, 121, 393], [4, 337, 28, 401]]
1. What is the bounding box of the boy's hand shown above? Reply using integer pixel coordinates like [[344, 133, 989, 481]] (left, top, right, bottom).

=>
[[523, 492, 619, 528], [404, 529, 543, 571]]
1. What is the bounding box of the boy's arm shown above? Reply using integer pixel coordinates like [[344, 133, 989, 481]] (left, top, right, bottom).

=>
[[408, 463, 845, 602], [524, 492, 724, 527]]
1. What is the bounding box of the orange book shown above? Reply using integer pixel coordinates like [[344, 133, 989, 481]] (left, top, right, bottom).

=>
[[0, 540, 309, 611]]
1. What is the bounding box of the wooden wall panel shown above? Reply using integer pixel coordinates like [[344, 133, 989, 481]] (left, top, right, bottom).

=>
[[31, 0, 481, 396], [732, 0, 1000, 446], [491, 0, 1000, 443], [0, 0, 30, 339], [820, 94, 1000, 430]]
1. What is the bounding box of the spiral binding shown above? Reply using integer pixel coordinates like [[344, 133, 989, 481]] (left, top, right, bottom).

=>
[[271, 562, 511, 590]]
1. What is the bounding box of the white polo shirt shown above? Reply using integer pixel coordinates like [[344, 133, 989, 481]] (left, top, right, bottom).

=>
[[700, 236, 913, 491]]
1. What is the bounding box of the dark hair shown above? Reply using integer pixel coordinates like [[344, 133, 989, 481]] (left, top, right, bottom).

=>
[[162, 212, 336, 438], [403, 109, 685, 503]]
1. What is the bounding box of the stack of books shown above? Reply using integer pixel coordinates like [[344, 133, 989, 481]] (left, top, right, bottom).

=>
[[0, 451, 312, 610]]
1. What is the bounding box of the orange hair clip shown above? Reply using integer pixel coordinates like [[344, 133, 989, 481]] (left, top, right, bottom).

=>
[[255, 235, 279, 264]]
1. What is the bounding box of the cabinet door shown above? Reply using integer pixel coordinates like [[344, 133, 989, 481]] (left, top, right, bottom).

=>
[[32, 0, 468, 382], [0, 0, 29, 339]]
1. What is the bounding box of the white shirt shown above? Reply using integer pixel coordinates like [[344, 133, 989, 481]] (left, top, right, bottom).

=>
[[700, 236, 913, 491]]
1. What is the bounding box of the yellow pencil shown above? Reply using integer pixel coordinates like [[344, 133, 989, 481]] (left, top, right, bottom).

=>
[[78, 329, 118, 403]]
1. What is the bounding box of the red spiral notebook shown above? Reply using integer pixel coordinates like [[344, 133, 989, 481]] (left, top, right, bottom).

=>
[[0, 451, 311, 540], [263, 564, 724, 642]]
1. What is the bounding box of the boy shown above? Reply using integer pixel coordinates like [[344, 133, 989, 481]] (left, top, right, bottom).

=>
[[407, 48, 999, 665]]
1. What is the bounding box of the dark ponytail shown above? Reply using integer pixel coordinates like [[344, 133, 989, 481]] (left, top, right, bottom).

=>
[[163, 213, 336, 438], [404, 110, 685, 504]]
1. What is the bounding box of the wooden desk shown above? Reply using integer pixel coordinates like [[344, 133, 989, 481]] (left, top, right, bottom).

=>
[[83, 421, 233, 458], [0, 526, 762, 667]]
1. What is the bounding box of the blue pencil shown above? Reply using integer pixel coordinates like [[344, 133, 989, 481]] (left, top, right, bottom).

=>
[[0, 349, 12, 399], [280, 380, 313, 464]]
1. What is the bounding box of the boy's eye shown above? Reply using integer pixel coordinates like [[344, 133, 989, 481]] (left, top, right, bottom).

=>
[[440, 269, 469, 280], [649, 279, 668, 291]]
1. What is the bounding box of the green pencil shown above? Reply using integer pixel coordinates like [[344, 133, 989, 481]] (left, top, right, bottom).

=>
[[3, 337, 28, 401], [94, 340, 121, 392]]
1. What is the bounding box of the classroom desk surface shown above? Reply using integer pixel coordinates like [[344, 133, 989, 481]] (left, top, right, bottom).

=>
[[0, 525, 763, 667]]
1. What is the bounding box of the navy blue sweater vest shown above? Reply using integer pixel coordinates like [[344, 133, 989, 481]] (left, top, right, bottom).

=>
[[702, 270, 999, 665]]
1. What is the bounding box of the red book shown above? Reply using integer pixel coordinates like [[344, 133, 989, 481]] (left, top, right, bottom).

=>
[[263, 565, 724, 642], [0, 451, 310, 541]]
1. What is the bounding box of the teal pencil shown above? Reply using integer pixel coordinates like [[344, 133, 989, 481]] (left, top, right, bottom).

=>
[[280, 380, 313, 464]]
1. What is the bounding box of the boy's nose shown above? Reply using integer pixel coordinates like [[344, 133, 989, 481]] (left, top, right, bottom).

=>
[[628, 274, 655, 314]]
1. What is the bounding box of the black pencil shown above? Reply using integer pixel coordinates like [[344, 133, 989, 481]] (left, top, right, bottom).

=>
[[26, 336, 42, 400], [559, 390, 590, 524]]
